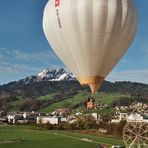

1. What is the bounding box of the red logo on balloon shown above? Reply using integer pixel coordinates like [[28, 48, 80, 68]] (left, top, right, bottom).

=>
[[55, 0, 60, 7]]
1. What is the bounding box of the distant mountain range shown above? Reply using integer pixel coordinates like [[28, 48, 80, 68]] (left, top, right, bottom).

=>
[[0, 68, 148, 112], [0, 67, 148, 94], [11, 68, 75, 86]]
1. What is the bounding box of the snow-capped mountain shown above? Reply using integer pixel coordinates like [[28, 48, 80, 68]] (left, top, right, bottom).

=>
[[37, 68, 75, 81], [20, 68, 75, 85]]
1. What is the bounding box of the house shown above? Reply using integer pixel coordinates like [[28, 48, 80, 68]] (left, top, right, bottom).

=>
[[22, 112, 37, 123], [51, 109, 70, 116], [7, 112, 37, 124], [36, 116, 59, 125], [111, 112, 148, 123], [7, 114, 23, 124], [127, 113, 148, 123]]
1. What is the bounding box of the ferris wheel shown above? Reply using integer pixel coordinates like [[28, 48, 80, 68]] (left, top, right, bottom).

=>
[[123, 122, 148, 148]]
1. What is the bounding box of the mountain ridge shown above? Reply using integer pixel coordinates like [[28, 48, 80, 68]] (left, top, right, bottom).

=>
[[0, 68, 75, 87], [0, 68, 148, 97], [1, 67, 148, 87], [21, 68, 75, 85], [0, 68, 148, 112]]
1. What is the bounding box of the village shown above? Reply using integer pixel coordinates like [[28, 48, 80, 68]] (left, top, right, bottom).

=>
[[0, 102, 147, 126]]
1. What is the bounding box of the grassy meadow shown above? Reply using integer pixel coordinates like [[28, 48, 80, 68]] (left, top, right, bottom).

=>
[[41, 92, 130, 113], [0, 125, 124, 148]]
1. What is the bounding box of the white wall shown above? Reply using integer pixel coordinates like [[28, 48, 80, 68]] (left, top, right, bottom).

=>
[[37, 116, 59, 125]]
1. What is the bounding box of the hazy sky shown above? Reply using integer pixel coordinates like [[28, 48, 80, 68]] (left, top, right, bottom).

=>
[[0, 0, 148, 85]]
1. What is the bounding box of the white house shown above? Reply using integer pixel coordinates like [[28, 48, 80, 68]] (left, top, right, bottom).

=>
[[127, 114, 143, 122], [7, 114, 23, 124], [7, 112, 37, 124], [127, 113, 148, 123], [111, 113, 148, 123], [36, 116, 59, 125]]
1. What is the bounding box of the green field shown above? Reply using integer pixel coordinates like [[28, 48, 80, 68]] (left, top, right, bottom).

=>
[[41, 92, 87, 112], [37, 93, 56, 101], [41, 92, 130, 113], [0, 125, 124, 148]]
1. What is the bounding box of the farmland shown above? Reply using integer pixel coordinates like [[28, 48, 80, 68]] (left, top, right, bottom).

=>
[[0, 125, 124, 148]]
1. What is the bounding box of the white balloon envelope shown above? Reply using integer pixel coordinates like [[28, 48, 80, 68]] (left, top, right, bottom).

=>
[[43, 0, 137, 94]]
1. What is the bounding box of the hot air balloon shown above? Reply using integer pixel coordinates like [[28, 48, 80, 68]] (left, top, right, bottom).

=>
[[43, 0, 137, 94]]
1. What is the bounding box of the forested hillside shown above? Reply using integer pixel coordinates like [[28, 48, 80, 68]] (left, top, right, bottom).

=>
[[0, 78, 148, 112]]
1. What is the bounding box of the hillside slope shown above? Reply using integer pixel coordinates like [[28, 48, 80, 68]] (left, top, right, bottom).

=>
[[0, 68, 148, 112]]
